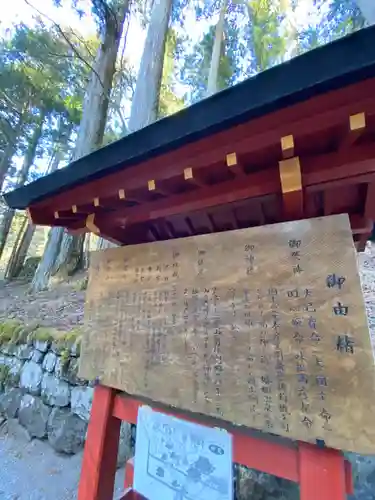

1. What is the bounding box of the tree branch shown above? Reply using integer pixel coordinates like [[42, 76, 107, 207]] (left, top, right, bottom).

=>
[[68, 29, 97, 63], [24, 0, 107, 93], [0, 90, 23, 114]]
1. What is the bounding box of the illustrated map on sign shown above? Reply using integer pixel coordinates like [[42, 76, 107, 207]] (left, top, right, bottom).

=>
[[80, 214, 375, 454], [134, 405, 233, 500]]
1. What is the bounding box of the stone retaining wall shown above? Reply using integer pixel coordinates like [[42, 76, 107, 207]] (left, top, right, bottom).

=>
[[0, 333, 94, 453], [0, 328, 132, 463]]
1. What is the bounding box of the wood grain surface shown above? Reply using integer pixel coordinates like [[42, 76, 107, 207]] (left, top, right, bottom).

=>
[[79, 214, 375, 453]]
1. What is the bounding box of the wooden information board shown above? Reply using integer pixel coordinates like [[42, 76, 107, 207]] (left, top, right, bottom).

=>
[[80, 214, 375, 453]]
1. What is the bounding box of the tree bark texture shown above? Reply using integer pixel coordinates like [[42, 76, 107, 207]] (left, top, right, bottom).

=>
[[0, 114, 44, 260], [5, 145, 64, 281], [34, 0, 130, 291], [128, 0, 173, 132], [5, 221, 34, 280], [206, 0, 227, 97], [30, 226, 64, 293], [74, 0, 130, 157], [0, 113, 24, 191]]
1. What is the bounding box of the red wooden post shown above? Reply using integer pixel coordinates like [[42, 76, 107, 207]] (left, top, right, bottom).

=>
[[119, 489, 147, 500], [124, 457, 135, 489], [78, 385, 121, 500], [299, 442, 347, 500]]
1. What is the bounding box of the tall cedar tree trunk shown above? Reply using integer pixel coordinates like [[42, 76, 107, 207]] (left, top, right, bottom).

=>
[[96, 0, 172, 248], [0, 111, 25, 191], [6, 149, 63, 280], [356, 0, 375, 24], [31, 0, 129, 293], [206, 0, 227, 97], [5, 222, 34, 279], [0, 113, 45, 260], [128, 0, 173, 132]]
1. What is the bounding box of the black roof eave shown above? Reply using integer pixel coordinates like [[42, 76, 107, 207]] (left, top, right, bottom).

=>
[[5, 25, 375, 210]]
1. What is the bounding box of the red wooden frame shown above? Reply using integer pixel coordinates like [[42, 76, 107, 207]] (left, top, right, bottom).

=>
[[22, 77, 375, 251], [78, 386, 354, 500]]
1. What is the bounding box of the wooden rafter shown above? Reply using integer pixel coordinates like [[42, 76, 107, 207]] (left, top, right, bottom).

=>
[[338, 112, 366, 151], [32, 82, 375, 213]]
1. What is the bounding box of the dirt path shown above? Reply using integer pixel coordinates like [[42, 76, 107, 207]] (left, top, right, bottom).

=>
[[0, 276, 85, 331], [0, 419, 125, 500]]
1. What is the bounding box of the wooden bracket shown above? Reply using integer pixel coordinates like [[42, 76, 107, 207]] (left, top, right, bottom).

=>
[[279, 156, 303, 219], [350, 112, 366, 132], [148, 179, 167, 196], [339, 112, 366, 151], [183, 167, 205, 187], [86, 213, 100, 234], [281, 135, 294, 159], [226, 152, 246, 177], [279, 157, 302, 193]]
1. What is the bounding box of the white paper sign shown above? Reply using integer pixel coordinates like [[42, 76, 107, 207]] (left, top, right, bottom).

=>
[[134, 406, 233, 500]]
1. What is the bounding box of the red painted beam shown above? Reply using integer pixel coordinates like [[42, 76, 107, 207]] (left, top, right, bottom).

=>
[[303, 143, 375, 186], [80, 145, 375, 229], [113, 393, 353, 495], [33, 80, 375, 213], [364, 182, 375, 220], [94, 170, 280, 227], [30, 139, 375, 230], [112, 394, 300, 482]]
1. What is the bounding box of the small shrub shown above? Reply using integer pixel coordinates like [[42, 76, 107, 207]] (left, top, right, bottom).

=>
[[27, 327, 56, 344], [74, 277, 88, 291], [60, 348, 70, 368], [0, 321, 23, 345], [62, 328, 82, 344], [13, 327, 31, 345]]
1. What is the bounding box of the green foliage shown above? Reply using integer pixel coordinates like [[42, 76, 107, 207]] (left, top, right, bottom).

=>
[[297, 0, 365, 56], [60, 348, 71, 368], [0, 22, 92, 189], [0, 363, 20, 388], [246, 0, 287, 73], [181, 0, 287, 103], [28, 326, 56, 343], [181, 24, 237, 103], [322, 0, 365, 40], [52, 327, 83, 355], [0, 320, 41, 346], [25, 325, 82, 354], [0, 364, 11, 386], [74, 276, 89, 291], [0, 320, 24, 345]]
